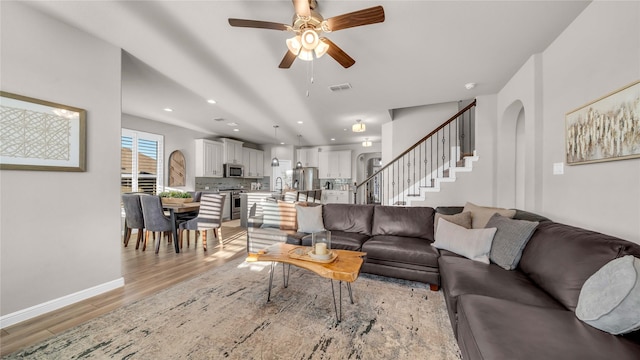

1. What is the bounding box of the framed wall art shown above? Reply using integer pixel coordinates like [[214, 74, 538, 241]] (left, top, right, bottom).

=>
[[566, 80, 640, 165], [0, 91, 86, 171]]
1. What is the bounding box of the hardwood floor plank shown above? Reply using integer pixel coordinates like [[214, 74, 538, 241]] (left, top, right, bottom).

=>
[[0, 221, 247, 357]]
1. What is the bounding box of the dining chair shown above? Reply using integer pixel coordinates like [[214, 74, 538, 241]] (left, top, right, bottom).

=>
[[140, 195, 174, 254], [179, 193, 226, 251], [122, 193, 145, 249], [178, 191, 202, 222]]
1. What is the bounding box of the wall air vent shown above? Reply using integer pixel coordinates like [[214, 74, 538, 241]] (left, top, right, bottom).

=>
[[328, 83, 352, 92]]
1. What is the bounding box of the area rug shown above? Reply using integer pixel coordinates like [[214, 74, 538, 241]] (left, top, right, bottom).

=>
[[4, 258, 460, 359]]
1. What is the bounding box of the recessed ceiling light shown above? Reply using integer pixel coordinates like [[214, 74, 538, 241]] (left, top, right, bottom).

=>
[[297, 121, 304, 124], [227, 122, 238, 127], [464, 82, 476, 90], [280, 142, 285, 145], [343, 128, 347, 131], [233, 128, 240, 132], [213, 118, 224, 122], [207, 99, 217, 104], [331, 138, 336, 141], [164, 108, 173, 112]]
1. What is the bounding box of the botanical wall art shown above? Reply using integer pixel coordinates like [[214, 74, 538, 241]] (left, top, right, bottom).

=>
[[565, 80, 640, 165], [0, 91, 86, 171]]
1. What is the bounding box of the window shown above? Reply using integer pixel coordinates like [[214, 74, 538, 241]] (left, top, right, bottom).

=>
[[121, 129, 164, 194]]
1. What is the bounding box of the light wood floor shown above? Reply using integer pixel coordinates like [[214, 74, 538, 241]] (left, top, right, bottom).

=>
[[0, 220, 248, 357]]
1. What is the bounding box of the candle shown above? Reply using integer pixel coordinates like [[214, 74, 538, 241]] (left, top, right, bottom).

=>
[[315, 243, 327, 255]]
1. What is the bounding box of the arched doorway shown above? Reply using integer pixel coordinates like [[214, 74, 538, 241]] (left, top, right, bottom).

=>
[[497, 100, 525, 208]]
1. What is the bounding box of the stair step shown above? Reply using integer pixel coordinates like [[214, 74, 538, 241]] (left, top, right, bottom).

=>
[[407, 194, 421, 197], [394, 201, 407, 206]]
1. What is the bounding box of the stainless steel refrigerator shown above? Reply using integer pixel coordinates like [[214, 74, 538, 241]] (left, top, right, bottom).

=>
[[291, 167, 319, 190]]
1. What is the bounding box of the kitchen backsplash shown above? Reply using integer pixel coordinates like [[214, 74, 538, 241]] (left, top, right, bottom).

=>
[[196, 177, 269, 191]]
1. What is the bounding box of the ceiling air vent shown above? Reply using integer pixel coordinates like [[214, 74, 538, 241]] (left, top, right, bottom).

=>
[[328, 83, 352, 92]]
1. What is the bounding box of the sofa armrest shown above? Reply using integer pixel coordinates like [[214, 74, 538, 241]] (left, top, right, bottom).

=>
[[248, 215, 264, 228]]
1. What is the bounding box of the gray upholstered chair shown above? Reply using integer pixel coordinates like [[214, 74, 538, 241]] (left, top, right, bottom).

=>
[[179, 193, 225, 251], [187, 191, 202, 202], [122, 193, 146, 249], [140, 195, 174, 254]]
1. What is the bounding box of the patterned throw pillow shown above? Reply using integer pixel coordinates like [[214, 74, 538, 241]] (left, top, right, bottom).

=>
[[486, 213, 539, 270]]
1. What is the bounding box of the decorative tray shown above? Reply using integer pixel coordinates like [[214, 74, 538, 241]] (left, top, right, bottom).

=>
[[288, 247, 338, 264]]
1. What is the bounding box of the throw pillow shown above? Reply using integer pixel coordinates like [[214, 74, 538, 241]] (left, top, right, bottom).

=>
[[261, 200, 297, 230], [432, 218, 497, 264], [486, 213, 539, 270], [575, 255, 640, 335], [434, 211, 472, 234], [463, 201, 516, 228], [296, 205, 325, 233]]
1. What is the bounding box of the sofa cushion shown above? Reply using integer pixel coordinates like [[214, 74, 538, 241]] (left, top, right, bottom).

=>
[[300, 230, 369, 251], [434, 211, 472, 233], [433, 219, 497, 264], [576, 255, 640, 335], [371, 206, 435, 240], [323, 204, 375, 236], [456, 294, 640, 360], [486, 213, 539, 270], [439, 254, 564, 332], [296, 204, 325, 233], [518, 221, 640, 311], [363, 235, 440, 268], [463, 201, 516, 228]]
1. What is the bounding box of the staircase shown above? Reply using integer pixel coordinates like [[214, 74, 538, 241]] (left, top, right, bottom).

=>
[[356, 100, 477, 206]]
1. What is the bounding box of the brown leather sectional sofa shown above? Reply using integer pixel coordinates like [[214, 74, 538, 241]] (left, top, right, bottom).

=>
[[281, 203, 640, 359]]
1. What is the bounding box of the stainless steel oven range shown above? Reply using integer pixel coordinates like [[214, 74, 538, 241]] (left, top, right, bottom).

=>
[[230, 190, 244, 220]]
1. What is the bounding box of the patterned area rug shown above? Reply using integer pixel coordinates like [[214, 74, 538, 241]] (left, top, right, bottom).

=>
[[5, 258, 460, 359]]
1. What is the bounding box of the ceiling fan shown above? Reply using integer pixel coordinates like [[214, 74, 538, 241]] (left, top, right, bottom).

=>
[[228, 0, 385, 69]]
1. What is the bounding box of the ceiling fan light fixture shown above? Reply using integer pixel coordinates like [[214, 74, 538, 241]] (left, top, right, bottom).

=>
[[352, 119, 366, 132], [314, 40, 329, 58], [298, 48, 314, 61], [286, 36, 302, 55], [300, 29, 319, 50]]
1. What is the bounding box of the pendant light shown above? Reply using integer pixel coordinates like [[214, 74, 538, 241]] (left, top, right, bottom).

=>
[[362, 138, 372, 147], [271, 125, 280, 167], [295, 134, 303, 169]]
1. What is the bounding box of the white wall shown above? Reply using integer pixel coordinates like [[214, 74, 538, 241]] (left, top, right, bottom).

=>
[[491, 1, 639, 243], [0, 2, 123, 323], [388, 102, 459, 159], [540, 1, 640, 242]]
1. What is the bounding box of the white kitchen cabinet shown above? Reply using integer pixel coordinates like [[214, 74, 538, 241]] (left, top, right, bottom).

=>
[[242, 148, 264, 178], [222, 138, 243, 164], [195, 139, 224, 177], [318, 150, 352, 178], [296, 147, 319, 168], [322, 190, 352, 204]]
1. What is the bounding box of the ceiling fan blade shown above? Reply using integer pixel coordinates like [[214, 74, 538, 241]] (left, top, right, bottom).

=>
[[320, 38, 355, 68], [292, 0, 311, 19], [228, 18, 289, 31], [325, 6, 385, 32], [279, 51, 297, 69]]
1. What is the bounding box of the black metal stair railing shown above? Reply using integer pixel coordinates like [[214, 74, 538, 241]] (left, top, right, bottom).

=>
[[356, 99, 476, 205]]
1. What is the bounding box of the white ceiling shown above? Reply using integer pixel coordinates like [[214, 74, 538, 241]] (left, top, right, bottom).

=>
[[26, 1, 590, 147]]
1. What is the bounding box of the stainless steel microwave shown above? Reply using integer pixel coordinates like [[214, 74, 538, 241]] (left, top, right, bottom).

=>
[[224, 164, 244, 178]]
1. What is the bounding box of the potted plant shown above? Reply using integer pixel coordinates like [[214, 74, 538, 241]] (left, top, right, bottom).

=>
[[158, 190, 193, 205]]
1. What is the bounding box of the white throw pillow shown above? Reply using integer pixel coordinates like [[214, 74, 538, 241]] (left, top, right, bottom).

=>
[[432, 218, 497, 264], [296, 205, 325, 233], [575, 255, 640, 335]]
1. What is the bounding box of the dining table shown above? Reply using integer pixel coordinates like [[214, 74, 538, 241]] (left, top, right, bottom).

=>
[[162, 201, 200, 253]]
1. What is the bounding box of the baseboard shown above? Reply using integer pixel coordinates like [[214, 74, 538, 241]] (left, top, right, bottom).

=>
[[0, 277, 125, 329]]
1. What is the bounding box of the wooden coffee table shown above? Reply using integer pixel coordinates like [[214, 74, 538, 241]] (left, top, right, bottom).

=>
[[246, 243, 366, 323]]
